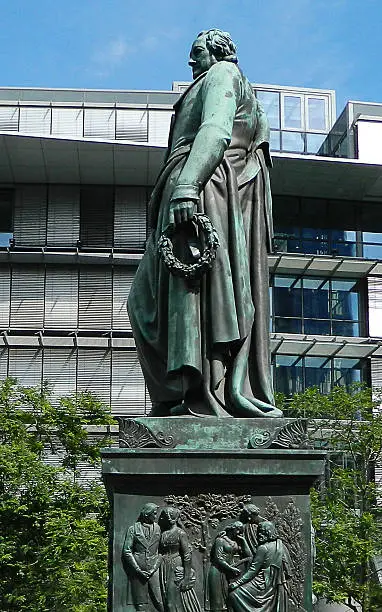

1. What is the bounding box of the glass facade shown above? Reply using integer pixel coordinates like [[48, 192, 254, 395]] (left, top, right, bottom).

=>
[[273, 196, 382, 260], [255, 88, 331, 155], [270, 276, 362, 337], [273, 354, 365, 396]]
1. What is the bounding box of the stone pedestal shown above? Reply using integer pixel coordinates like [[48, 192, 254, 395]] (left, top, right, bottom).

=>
[[102, 418, 325, 612]]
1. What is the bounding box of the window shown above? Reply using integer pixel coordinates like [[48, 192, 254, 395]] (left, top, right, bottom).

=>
[[271, 276, 362, 337], [306, 97, 327, 131], [273, 354, 365, 396], [80, 186, 113, 247], [282, 95, 302, 129], [0, 190, 13, 247], [51, 107, 83, 137], [256, 91, 280, 129]]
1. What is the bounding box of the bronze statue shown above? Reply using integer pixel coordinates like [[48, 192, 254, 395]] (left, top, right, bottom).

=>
[[228, 521, 292, 612], [122, 503, 163, 611], [128, 29, 282, 418], [240, 504, 265, 556]]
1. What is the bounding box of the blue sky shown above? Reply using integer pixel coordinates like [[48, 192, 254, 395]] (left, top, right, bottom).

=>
[[1, 0, 381, 114]]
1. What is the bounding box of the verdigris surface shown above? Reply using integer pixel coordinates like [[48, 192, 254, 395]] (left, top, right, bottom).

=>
[[128, 28, 279, 418], [102, 417, 325, 611]]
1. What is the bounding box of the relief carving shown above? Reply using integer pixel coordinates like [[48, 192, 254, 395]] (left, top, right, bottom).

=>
[[122, 496, 306, 612], [118, 419, 176, 449], [248, 419, 310, 450]]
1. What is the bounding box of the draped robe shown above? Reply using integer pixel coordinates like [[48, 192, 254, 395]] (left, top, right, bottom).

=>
[[128, 61, 282, 417]]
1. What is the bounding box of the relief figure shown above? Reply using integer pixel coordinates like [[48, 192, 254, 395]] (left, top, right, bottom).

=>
[[207, 521, 251, 612], [158, 506, 202, 612], [228, 521, 292, 612], [122, 503, 163, 612]]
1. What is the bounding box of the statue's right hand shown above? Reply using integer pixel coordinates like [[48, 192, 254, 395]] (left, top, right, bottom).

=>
[[137, 569, 150, 581], [168, 199, 195, 226]]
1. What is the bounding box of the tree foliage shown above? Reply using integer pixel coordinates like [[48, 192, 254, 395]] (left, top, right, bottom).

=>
[[0, 378, 114, 611], [277, 385, 382, 612]]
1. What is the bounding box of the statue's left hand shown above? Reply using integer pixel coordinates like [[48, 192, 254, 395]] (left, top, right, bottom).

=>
[[169, 199, 195, 226]]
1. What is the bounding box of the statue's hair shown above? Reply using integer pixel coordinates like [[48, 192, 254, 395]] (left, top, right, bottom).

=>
[[225, 520, 244, 533], [139, 502, 158, 519], [258, 520, 278, 541], [197, 29, 238, 63], [162, 505, 181, 522], [242, 503, 260, 516]]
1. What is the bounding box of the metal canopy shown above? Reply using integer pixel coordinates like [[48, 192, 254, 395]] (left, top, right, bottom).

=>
[[270, 334, 382, 358], [0, 132, 166, 185], [1, 133, 382, 203]]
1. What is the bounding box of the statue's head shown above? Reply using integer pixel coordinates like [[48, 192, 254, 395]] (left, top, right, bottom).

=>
[[158, 505, 181, 529], [189, 29, 238, 79], [257, 521, 278, 544], [225, 520, 244, 539], [240, 503, 261, 524], [139, 502, 158, 524]]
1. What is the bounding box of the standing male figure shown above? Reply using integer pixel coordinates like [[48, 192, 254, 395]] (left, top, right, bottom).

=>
[[122, 503, 163, 612], [128, 29, 282, 418]]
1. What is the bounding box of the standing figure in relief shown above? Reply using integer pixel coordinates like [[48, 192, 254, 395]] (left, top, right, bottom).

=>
[[158, 506, 202, 612], [128, 28, 282, 419], [240, 504, 265, 556], [207, 521, 251, 612], [122, 503, 163, 612], [228, 521, 292, 612]]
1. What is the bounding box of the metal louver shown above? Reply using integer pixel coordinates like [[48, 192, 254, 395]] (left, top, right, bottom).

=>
[[148, 110, 173, 146], [111, 350, 146, 416], [51, 107, 83, 138], [112, 267, 135, 331], [114, 186, 147, 249], [79, 266, 112, 330], [10, 265, 45, 329], [14, 185, 47, 246], [84, 108, 115, 139], [0, 105, 19, 131], [116, 109, 148, 141], [47, 185, 80, 246], [77, 348, 111, 405], [0, 266, 10, 328], [19, 106, 51, 135], [44, 267, 78, 330], [43, 347, 77, 399]]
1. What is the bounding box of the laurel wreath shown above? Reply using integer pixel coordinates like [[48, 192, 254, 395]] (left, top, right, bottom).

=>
[[158, 213, 220, 280]]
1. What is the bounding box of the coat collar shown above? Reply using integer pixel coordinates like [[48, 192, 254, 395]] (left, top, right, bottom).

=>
[[173, 71, 208, 112]]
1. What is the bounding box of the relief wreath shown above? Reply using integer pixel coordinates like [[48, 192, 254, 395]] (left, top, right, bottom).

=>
[[158, 213, 220, 280]]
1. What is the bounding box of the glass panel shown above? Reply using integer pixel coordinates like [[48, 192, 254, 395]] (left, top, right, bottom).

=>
[[274, 317, 302, 333], [281, 131, 305, 153], [273, 226, 300, 252], [331, 280, 359, 320], [363, 244, 382, 259], [269, 130, 281, 151], [306, 133, 326, 154], [332, 321, 360, 336], [303, 319, 331, 335], [302, 227, 330, 240], [19, 106, 51, 134], [362, 232, 382, 243], [274, 355, 303, 395], [304, 356, 331, 392], [307, 98, 326, 130], [303, 278, 329, 319], [332, 241, 357, 257], [283, 95, 302, 129], [257, 91, 280, 129], [273, 277, 302, 317], [333, 358, 362, 386]]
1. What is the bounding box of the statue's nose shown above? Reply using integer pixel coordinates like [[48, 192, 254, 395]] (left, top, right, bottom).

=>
[[188, 59, 196, 66]]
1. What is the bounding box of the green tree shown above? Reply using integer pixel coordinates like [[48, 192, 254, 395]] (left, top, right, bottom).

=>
[[278, 385, 382, 612], [0, 378, 115, 611]]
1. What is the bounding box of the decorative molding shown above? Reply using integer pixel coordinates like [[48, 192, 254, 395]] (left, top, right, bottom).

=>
[[118, 419, 176, 449], [248, 419, 310, 450]]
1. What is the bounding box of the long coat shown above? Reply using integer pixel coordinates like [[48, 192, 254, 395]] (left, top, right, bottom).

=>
[[128, 60, 280, 417], [122, 521, 162, 607]]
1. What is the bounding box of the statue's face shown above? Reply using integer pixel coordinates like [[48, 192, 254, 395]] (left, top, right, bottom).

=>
[[188, 36, 217, 79], [143, 508, 157, 524]]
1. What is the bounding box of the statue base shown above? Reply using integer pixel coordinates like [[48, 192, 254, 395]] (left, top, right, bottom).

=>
[[101, 418, 325, 612]]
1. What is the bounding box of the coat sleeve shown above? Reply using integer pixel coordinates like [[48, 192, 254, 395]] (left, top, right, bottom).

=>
[[170, 62, 241, 202]]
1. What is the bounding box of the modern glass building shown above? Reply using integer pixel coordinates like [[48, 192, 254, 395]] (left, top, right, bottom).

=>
[[0, 83, 382, 417]]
